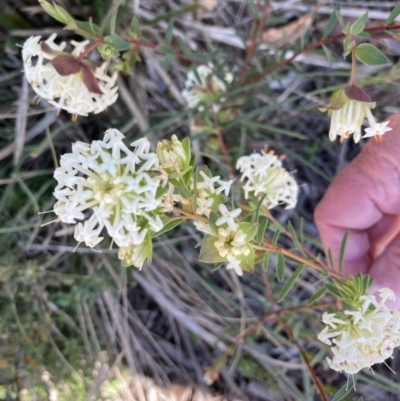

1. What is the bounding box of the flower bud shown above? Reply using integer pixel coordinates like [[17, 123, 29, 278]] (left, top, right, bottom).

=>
[[118, 236, 152, 269], [156, 135, 191, 174]]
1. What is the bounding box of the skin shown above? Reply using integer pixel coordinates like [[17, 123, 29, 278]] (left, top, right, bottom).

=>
[[314, 112, 400, 307]]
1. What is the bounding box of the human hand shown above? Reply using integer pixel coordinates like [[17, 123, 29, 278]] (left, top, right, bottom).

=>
[[315, 112, 400, 303]]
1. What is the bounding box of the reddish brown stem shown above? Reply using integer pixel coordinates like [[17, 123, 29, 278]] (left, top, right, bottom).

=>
[[243, 24, 400, 86], [262, 237, 343, 278], [211, 109, 235, 179], [239, 1, 270, 82], [76, 37, 105, 61], [281, 318, 329, 401], [350, 46, 357, 85]]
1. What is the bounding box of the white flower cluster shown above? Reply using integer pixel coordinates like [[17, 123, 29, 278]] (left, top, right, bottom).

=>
[[318, 288, 400, 375], [181, 63, 233, 112], [22, 34, 118, 118], [194, 172, 234, 217], [53, 128, 162, 253], [329, 99, 391, 143], [213, 204, 247, 276], [236, 151, 298, 210], [162, 169, 233, 217]]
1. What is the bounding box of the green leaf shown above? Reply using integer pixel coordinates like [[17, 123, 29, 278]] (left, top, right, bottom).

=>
[[342, 37, 354, 57], [355, 31, 370, 39], [130, 16, 140, 33], [276, 253, 285, 282], [166, 18, 174, 44], [263, 252, 270, 271], [105, 34, 131, 51], [350, 12, 368, 36], [39, 0, 75, 24], [156, 44, 176, 56], [177, 185, 191, 199], [299, 217, 304, 244], [287, 221, 305, 256], [199, 237, 225, 263], [71, 20, 102, 38], [306, 287, 327, 306], [361, 274, 373, 294], [323, 13, 337, 39], [324, 283, 342, 298], [252, 193, 268, 223], [334, 4, 344, 27], [322, 45, 335, 66], [239, 245, 255, 273], [256, 218, 268, 245], [151, 218, 185, 238], [278, 265, 304, 302], [272, 229, 282, 248], [338, 230, 349, 274], [331, 382, 354, 401], [239, 222, 258, 242], [327, 248, 335, 270], [356, 43, 390, 65], [54, 4, 75, 24], [386, 4, 400, 26], [163, 55, 172, 71], [148, 3, 201, 24]]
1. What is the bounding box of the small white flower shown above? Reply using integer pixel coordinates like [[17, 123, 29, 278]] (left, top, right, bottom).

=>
[[197, 171, 220, 193], [22, 35, 119, 119], [236, 151, 298, 210], [215, 179, 234, 196], [52, 129, 162, 251], [193, 221, 213, 235], [318, 288, 400, 375], [325, 87, 390, 144], [215, 204, 241, 231], [226, 255, 243, 276], [362, 121, 392, 141], [196, 197, 214, 218], [181, 63, 233, 111]]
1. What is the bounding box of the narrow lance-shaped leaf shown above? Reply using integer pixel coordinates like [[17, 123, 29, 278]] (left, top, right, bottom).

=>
[[324, 283, 342, 298], [151, 218, 185, 238], [350, 12, 368, 36], [299, 217, 304, 244], [331, 382, 354, 401], [276, 252, 285, 282], [256, 218, 269, 245], [253, 193, 268, 223], [278, 264, 305, 302], [287, 221, 305, 256], [263, 251, 270, 271], [166, 18, 174, 44], [338, 230, 349, 274], [323, 13, 337, 39], [386, 4, 400, 26], [306, 287, 327, 306], [322, 45, 335, 66], [38, 0, 75, 25], [272, 229, 282, 248], [327, 248, 335, 270]]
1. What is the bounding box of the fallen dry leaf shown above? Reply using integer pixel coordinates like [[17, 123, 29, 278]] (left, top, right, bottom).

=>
[[201, 0, 218, 11], [261, 14, 313, 47]]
